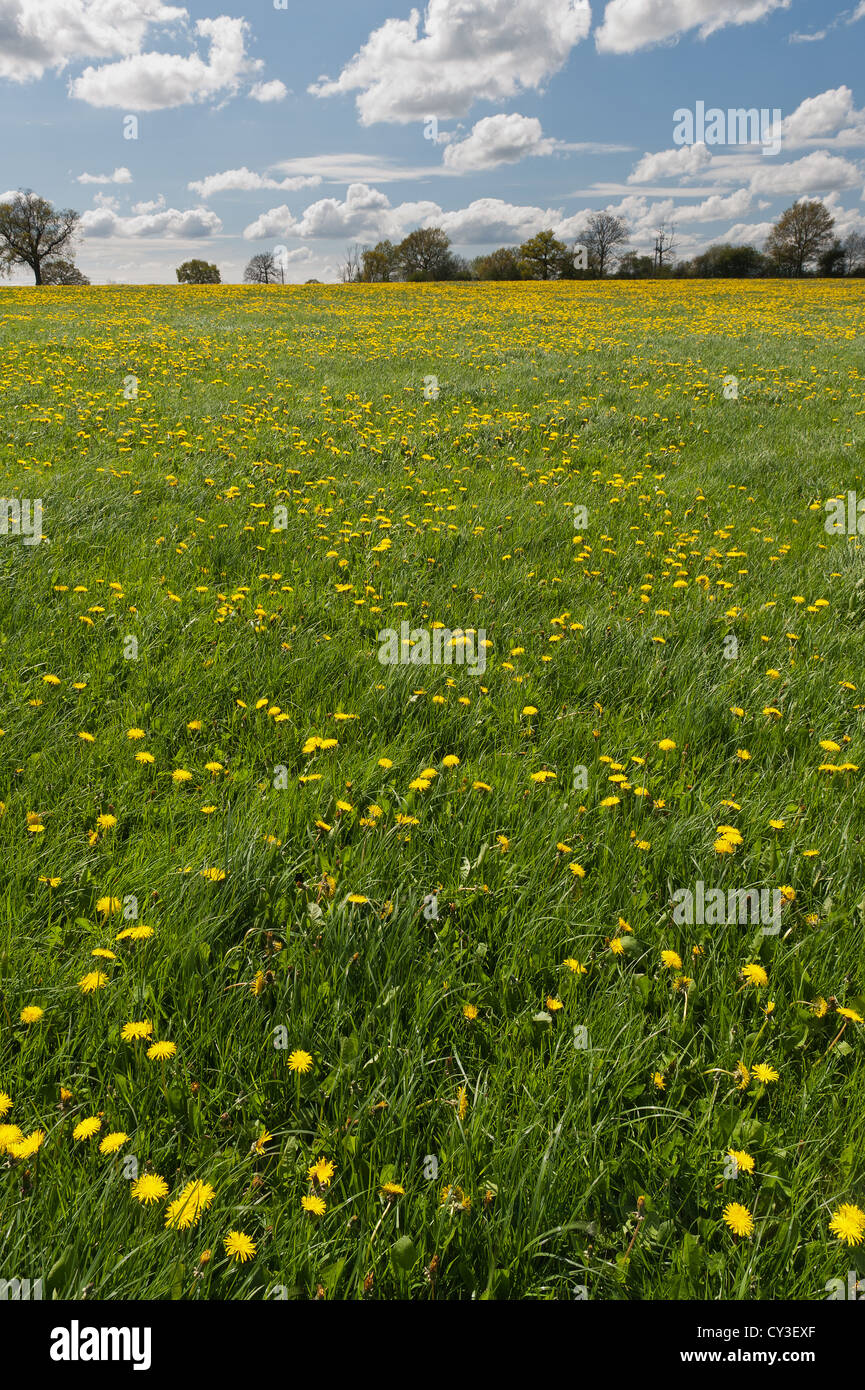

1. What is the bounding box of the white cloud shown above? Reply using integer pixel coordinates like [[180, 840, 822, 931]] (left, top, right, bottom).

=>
[[442, 113, 556, 171], [722, 218, 776, 243], [309, 0, 591, 124], [249, 79, 287, 103], [752, 149, 862, 194], [674, 187, 753, 222], [131, 194, 166, 213], [81, 203, 222, 237], [441, 196, 562, 241], [243, 182, 432, 241], [0, 0, 185, 82], [595, 0, 790, 55], [189, 167, 322, 199], [789, 29, 826, 42], [69, 15, 259, 109], [76, 165, 132, 184], [781, 86, 865, 149], [628, 143, 712, 183], [441, 114, 554, 171]]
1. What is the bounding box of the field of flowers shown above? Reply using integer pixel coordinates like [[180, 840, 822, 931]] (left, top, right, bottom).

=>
[[0, 279, 864, 1301]]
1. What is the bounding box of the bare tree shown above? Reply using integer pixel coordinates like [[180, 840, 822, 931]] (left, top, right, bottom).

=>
[[243, 252, 279, 284], [0, 190, 81, 285], [582, 212, 630, 278], [339, 244, 363, 283], [653, 219, 676, 272], [842, 230, 865, 275]]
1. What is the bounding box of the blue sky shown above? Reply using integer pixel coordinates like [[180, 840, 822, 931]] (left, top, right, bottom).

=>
[[1, 0, 863, 282]]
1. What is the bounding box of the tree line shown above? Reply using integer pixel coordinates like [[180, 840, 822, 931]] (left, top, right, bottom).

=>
[[1, 189, 862, 285]]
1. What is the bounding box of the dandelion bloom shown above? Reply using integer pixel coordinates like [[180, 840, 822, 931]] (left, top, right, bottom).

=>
[[463, 1004, 478, 1021], [99, 1131, 129, 1155], [722, 1202, 754, 1237], [20, 1006, 44, 1023], [131, 1174, 169, 1205], [9, 1129, 45, 1160], [135, 751, 155, 764], [165, 1180, 216, 1229], [172, 769, 193, 783], [658, 739, 677, 752], [347, 893, 368, 904], [740, 963, 768, 988], [301, 1195, 326, 1216], [0, 1092, 11, 1119], [0, 1125, 24, 1154], [308, 1157, 336, 1186], [727, 1149, 755, 1175], [121, 1021, 153, 1042], [652, 1072, 665, 1091], [829, 1204, 865, 1247], [661, 951, 682, 971], [752, 1063, 779, 1084], [96, 897, 121, 916], [442, 755, 459, 767], [381, 1182, 405, 1198], [287, 1049, 313, 1074], [79, 971, 109, 993], [147, 1041, 177, 1060], [73, 1116, 102, 1141], [224, 1230, 257, 1262]]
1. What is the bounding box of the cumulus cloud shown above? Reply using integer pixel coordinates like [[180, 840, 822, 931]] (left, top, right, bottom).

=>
[[442, 114, 556, 171], [309, 0, 591, 124], [69, 15, 259, 109], [249, 79, 287, 102], [189, 167, 322, 199], [77, 165, 133, 184], [81, 203, 222, 237], [781, 86, 865, 149], [0, 0, 185, 82], [628, 143, 713, 183], [595, 0, 790, 55], [752, 149, 862, 194]]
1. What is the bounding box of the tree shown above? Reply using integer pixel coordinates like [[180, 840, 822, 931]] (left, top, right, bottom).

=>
[[817, 239, 846, 277], [176, 259, 220, 284], [338, 244, 363, 283], [844, 231, 865, 276], [653, 219, 676, 273], [361, 240, 398, 282], [0, 190, 81, 285], [42, 258, 90, 285], [519, 229, 568, 280], [615, 251, 655, 278], [581, 212, 629, 278], [243, 252, 279, 284], [396, 227, 455, 280], [765, 200, 835, 277], [690, 243, 766, 278], [471, 247, 527, 280]]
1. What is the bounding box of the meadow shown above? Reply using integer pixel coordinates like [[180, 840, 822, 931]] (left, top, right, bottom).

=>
[[0, 279, 864, 1301]]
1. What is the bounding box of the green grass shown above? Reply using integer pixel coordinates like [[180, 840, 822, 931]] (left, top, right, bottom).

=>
[[0, 280, 864, 1300]]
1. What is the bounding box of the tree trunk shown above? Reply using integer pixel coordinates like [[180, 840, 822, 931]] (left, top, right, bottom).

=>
[[33, 261, 42, 285]]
